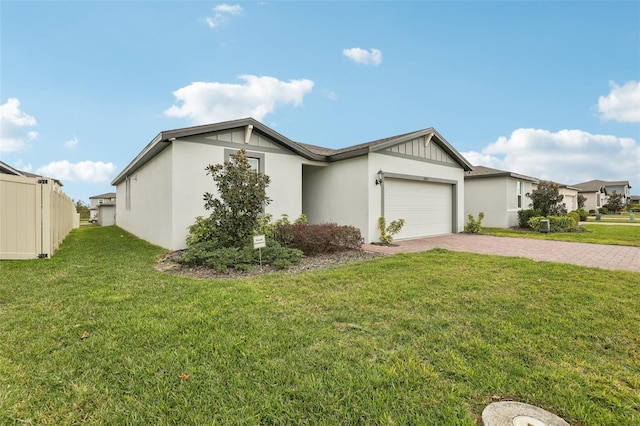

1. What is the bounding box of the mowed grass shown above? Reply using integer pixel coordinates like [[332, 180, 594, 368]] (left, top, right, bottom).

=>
[[482, 224, 640, 247], [1, 226, 638, 425]]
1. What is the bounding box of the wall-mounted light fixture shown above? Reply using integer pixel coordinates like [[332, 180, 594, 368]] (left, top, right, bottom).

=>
[[375, 169, 384, 185]]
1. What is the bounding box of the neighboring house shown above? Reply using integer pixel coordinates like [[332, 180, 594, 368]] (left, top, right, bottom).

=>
[[572, 180, 632, 211], [464, 166, 538, 228], [89, 192, 116, 223], [111, 117, 473, 250], [0, 161, 78, 259], [556, 184, 580, 212]]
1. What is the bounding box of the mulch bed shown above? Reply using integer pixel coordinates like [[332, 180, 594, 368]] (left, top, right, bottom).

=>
[[155, 249, 385, 280]]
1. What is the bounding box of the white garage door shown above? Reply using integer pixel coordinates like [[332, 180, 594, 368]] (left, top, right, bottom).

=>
[[384, 178, 452, 239]]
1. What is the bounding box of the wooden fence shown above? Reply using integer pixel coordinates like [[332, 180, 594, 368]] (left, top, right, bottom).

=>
[[0, 174, 79, 260]]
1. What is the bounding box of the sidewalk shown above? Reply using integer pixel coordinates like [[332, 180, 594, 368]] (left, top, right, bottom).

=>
[[362, 234, 640, 272]]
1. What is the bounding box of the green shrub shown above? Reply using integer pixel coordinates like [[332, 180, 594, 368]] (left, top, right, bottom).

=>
[[588, 209, 596, 215], [528, 215, 577, 232], [178, 239, 302, 272], [517, 209, 541, 228], [378, 217, 405, 244], [567, 211, 580, 225], [464, 212, 484, 233], [186, 216, 218, 247], [274, 222, 363, 255], [574, 208, 588, 221]]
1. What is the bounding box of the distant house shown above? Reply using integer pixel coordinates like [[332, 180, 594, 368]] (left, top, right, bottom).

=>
[[89, 192, 116, 226], [572, 180, 632, 211], [464, 166, 538, 228], [111, 117, 473, 250]]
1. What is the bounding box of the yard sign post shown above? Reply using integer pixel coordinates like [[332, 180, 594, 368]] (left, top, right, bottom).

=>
[[253, 234, 266, 268]]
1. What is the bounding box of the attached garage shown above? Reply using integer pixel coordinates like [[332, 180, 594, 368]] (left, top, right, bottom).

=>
[[382, 174, 457, 239]]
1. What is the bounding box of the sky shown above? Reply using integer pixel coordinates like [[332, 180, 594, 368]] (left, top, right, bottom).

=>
[[1, 0, 639, 204]]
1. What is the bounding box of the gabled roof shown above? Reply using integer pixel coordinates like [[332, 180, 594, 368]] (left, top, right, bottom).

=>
[[464, 165, 538, 182], [90, 192, 117, 199], [572, 179, 631, 192], [112, 118, 473, 185]]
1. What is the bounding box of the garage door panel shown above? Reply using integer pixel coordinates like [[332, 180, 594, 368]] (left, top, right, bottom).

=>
[[384, 179, 451, 239]]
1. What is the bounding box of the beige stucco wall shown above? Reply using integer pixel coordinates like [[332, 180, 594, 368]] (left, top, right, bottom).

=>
[[465, 177, 536, 228], [116, 145, 174, 249], [302, 157, 369, 238]]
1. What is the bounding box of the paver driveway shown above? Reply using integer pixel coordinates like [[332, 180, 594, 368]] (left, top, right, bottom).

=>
[[362, 233, 640, 272]]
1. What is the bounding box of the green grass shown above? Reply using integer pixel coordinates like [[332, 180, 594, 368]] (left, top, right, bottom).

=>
[[585, 214, 637, 224], [482, 224, 640, 247], [1, 226, 638, 425]]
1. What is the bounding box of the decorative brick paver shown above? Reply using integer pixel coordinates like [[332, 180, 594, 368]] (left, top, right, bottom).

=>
[[362, 234, 640, 272]]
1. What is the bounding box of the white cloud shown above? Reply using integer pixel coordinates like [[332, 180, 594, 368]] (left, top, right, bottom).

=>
[[207, 3, 243, 28], [462, 128, 640, 186], [64, 135, 79, 149], [598, 80, 640, 122], [342, 47, 383, 66], [36, 160, 116, 183], [165, 75, 314, 124], [0, 98, 39, 152]]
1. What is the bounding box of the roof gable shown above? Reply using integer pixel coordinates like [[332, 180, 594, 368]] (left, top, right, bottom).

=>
[[112, 118, 473, 185]]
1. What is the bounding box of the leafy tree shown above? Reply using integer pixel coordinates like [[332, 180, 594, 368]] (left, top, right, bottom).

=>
[[74, 200, 90, 219], [605, 191, 624, 213], [577, 194, 586, 209], [203, 149, 271, 248], [526, 180, 566, 216]]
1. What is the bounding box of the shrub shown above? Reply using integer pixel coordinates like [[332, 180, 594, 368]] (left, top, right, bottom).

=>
[[589, 209, 596, 215], [528, 215, 577, 232], [186, 216, 218, 247], [518, 209, 541, 228], [178, 239, 302, 272], [274, 223, 363, 256], [567, 211, 580, 226], [464, 212, 484, 233], [378, 217, 405, 244], [575, 208, 588, 221]]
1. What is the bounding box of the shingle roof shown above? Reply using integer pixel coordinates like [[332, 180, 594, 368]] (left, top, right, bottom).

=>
[[90, 192, 116, 199], [112, 118, 473, 185], [572, 179, 631, 192], [465, 165, 538, 182]]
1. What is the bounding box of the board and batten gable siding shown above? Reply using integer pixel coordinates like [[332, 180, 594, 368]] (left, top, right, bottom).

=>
[[382, 135, 458, 166], [368, 149, 465, 242], [302, 156, 369, 239], [116, 144, 174, 250], [171, 130, 305, 250]]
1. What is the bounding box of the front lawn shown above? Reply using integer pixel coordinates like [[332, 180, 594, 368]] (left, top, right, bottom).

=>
[[482, 224, 640, 247], [1, 226, 638, 425]]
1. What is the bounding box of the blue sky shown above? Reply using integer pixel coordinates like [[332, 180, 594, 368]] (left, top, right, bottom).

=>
[[2, 1, 639, 204]]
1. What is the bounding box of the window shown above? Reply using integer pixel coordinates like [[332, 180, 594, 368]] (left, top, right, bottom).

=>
[[517, 181, 523, 208], [248, 157, 260, 172], [224, 149, 265, 174]]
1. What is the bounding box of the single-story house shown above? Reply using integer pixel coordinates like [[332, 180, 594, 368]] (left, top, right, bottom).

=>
[[89, 192, 116, 222], [464, 166, 538, 228], [572, 180, 632, 211], [111, 117, 473, 250]]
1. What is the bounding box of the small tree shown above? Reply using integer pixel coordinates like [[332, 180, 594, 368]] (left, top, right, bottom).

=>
[[577, 194, 586, 209], [605, 191, 624, 213], [74, 200, 90, 220], [526, 180, 566, 216], [204, 149, 271, 248], [378, 216, 405, 244]]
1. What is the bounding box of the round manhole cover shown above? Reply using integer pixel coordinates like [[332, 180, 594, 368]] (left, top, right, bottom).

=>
[[482, 401, 569, 426]]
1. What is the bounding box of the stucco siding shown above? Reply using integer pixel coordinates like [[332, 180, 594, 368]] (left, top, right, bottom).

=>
[[170, 140, 305, 250], [465, 178, 508, 228], [116, 145, 174, 249], [303, 157, 369, 239]]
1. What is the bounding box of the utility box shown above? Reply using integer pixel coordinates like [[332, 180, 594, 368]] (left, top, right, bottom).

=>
[[539, 219, 550, 233]]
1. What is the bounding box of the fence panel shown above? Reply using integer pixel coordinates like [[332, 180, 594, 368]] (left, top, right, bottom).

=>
[[0, 174, 78, 260]]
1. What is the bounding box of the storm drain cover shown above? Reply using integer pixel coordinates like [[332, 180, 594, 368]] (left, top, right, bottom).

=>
[[482, 401, 569, 426]]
